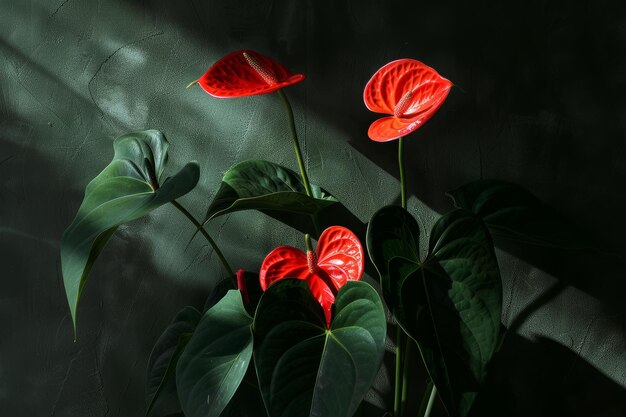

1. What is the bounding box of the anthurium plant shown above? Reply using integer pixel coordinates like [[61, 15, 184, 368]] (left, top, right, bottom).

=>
[[61, 50, 584, 417]]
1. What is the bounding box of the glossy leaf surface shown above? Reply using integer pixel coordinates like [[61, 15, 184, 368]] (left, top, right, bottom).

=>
[[146, 278, 238, 417], [254, 279, 386, 417], [176, 291, 253, 417], [198, 50, 304, 98], [205, 159, 341, 237], [61, 130, 200, 331], [367, 206, 502, 417], [447, 179, 594, 250], [145, 307, 201, 417], [259, 226, 364, 326], [364, 59, 452, 142]]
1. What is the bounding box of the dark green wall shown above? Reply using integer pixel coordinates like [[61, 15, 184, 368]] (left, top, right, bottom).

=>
[[1, 0, 625, 415]]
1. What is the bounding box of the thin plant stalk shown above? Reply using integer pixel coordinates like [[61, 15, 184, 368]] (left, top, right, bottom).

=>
[[171, 199, 235, 281], [397, 136, 439, 416], [278, 89, 322, 236], [278, 89, 314, 198], [399, 337, 413, 416], [395, 135, 409, 417], [417, 381, 435, 417], [394, 326, 405, 416], [398, 136, 407, 209], [423, 385, 437, 417]]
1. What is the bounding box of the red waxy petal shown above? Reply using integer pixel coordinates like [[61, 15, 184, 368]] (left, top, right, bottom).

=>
[[367, 94, 449, 142], [364, 59, 452, 141], [259, 226, 364, 326], [259, 246, 309, 291], [198, 50, 304, 98], [364, 59, 451, 115], [316, 226, 364, 290]]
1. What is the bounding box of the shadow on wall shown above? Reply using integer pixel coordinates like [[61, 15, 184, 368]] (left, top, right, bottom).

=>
[[128, 0, 626, 255], [113, 1, 626, 414], [0, 120, 212, 415], [471, 334, 626, 417], [3, 0, 626, 415], [117, 0, 626, 279]]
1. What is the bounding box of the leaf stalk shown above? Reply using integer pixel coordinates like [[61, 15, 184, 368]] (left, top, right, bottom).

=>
[[170, 200, 235, 282]]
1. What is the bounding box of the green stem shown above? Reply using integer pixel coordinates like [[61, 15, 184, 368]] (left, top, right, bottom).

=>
[[170, 200, 235, 281], [399, 337, 413, 416], [398, 136, 406, 209], [423, 385, 437, 417], [394, 325, 405, 417], [278, 89, 314, 198], [416, 381, 434, 417], [394, 136, 408, 417]]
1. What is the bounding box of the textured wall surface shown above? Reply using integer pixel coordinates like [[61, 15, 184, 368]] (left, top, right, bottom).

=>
[[1, 0, 625, 416]]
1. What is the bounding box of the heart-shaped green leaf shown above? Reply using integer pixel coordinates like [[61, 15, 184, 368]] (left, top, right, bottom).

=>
[[176, 290, 253, 417], [205, 160, 363, 238], [447, 179, 593, 250], [145, 306, 202, 417], [367, 206, 502, 417], [61, 130, 200, 332], [253, 279, 386, 417]]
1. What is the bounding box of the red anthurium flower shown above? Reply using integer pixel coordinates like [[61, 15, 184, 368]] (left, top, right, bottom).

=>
[[259, 226, 364, 326], [198, 50, 305, 98], [364, 59, 452, 142]]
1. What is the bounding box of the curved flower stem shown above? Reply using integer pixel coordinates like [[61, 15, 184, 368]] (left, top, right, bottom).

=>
[[278, 89, 314, 198], [398, 136, 407, 210], [170, 199, 235, 282]]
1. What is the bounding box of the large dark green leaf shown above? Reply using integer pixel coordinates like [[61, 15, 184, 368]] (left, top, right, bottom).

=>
[[367, 206, 502, 417], [253, 279, 386, 417], [61, 130, 200, 331], [145, 306, 202, 417], [176, 290, 253, 417], [204, 160, 363, 238], [447, 179, 592, 250]]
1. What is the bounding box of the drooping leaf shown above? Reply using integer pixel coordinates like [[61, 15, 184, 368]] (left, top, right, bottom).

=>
[[447, 179, 593, 250], [145, 307, 202, 417], [254, 279, 386, 417], [367, 206, 502, 417], [176, 290, 253, 417], [61, 130, 200, 331], [204, 160, 364, 238]]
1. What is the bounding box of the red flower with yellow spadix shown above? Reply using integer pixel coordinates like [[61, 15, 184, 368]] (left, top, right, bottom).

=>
[[364, 59, 452, 142], [259, 226, 364, 327], [196, 50, 305, 98]]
